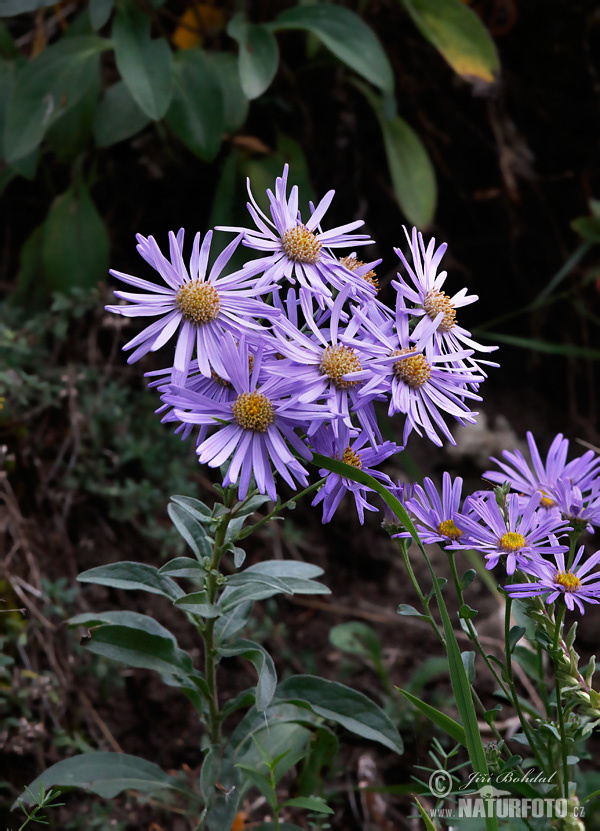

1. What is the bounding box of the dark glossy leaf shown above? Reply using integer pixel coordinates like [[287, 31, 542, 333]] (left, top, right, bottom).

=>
[[77, 561, 184, 601], [400, 0, 499, 82], [276, 676, 403, 754], [90, 0, 113, 31], [15, 753, 180, 807], [112, 4, 173, 120], [4, 35, 108, 162], [228, 16, 279, 100], [356, 81, 436, 227], [94, 80, 150, 146], [219, 639, 277, 712], [46, 68, 100, 161], [166, 49, 223, 161], [272, 5, 394, 93], [41, 181, 109, 293], [208, 52, 248, 133]]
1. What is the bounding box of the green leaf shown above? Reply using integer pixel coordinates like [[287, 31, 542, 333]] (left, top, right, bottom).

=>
[[219, 639, 277, 712], [238, 722, 312, 783], [0, 0, 56, 14], [227, 571, 293, 594], [461, 650, 476, 683], [4, 35, 108, 162], [272, 5, 394, 94], [398, 603, 429, 620], [207, 52, 248, 133], [236, 764, 277, 807], [228, 16, 279, 100], [329, 622, 382, 661], [15, 753, 182, 808], [166, 49, 224, 161], [397, 687, 466, 746], [244, 560, 324, 580], [41, 180, 109, 293], [218, 574, 329, 612], [283, 796, 333, 814], [400, 0, 499, 82], [46, 68, 100, 161], [508, 625, 526, 653], [214, 601, 254, 646], [173, 592, 221, 618], [168, 502, 212, 560], [69, 611, 175, 640], [94, 80, 150, 146], [170, 495, 213, 523], [571, 217, 600, 243], [77, 561, 184, 601], [90, 0, 113, 31], [158, 557, 206, 579], [112, 4, 173, 120], [355, 81, 436, 227], [276, 675, 403, 754], [80, 623, 194, 682], [414, 795, 440, 830]]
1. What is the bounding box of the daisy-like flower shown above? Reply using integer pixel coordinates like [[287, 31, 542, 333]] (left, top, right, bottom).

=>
[[402, 472, 467, 545], [343, 296, 484, 447], [484, 431, 600, 508], [164, 336, 328, 501], [106, 229, 279, 382], [547, 476, 600, 532], [310, 424, 400, 524], [453, 492, 570, 574], [217, 165, 375, 310], [393, 226, 498, 369], [505, 547, 600, 614]]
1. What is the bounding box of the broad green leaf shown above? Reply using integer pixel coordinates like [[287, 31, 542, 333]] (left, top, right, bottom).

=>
[[168, 502, 212, 560], [94, 80, 150, 146], [112, 4, 173, 120], [227, 571, 292, 594], [207, 52, 248, 133], [4, 35, 108, 162], [69, 611, 175, 641], [356, 81, 436, 227], [166, 49, 224, 161], [80, 623, 194, 681], [173, 592, 221, 618], [228, 16, 279, 100], [16, 753, 181, 807], [276, 675, 403, 754], [170, 495, 213, 523], [77, 561, 184, 601], [214, 600, 253, 645], [41, 181, 109, 293], [231, 702, 320, 755], [90, 0, 113, 31], [329, 621, 382, 661], [244, 560, 324, 580], [283, 796, 333, 815], [218, 575, 329, 612], [46, 68, 100, 161], [158, 557, 206, 579], [396, 687, 467, 747], [272, 5, 394, 93], [238, 722, 311, 783], [400, 0, 499, 82], [219, 639, 277, 712], [0, 0, 56, 14]]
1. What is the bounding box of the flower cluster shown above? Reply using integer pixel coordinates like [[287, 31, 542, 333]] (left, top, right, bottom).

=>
[[108, 166, 495, 522], [399, 432, 600, 614]]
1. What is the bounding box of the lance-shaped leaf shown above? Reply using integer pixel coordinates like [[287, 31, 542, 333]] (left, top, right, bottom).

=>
[[159, 557, 207, 579], [4, 35, 108, 162], [228, 15, 279, 100], [275, 675, 403, 754], [174, 591, 221, 618], [112, 4, 173, 120], [168, 502, 212, 560], [214, 601, 254, 646], [78, 562, 184, 601], [397, 687, 466, 746], [243, 560, 324, 580], [272, 5, 393, 94], [15, 753, 183, 808], [356, 81, 436, 228], [400, 0, 499, 83], [170, 495, 213, 522], [166, 49, 224, 161], [219, 639, 277, 712]]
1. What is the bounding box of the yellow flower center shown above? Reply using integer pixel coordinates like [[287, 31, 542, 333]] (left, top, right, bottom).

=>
[[175, 281, 220, 325], [319, 345, 362, 389], [554, 571, 581, 592], [499, 531, 526, 552], [232, 391, 275, 432], [339, 255, 379, 293], [341, 447, 362, 468], [423, 289, 456, 332], [539, 490, 557, 508], [392, 348, 431, 388], [438, 519, 463, 540], [281, 225, 322, 264]]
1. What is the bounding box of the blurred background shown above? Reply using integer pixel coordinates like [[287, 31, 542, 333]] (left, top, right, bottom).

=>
[[1, 1, 600, 828]]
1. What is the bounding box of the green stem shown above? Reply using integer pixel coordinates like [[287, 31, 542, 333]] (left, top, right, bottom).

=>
[[396, 538, 444, 646], [552, 602, 569, 798], [238, 478, 326, 539]]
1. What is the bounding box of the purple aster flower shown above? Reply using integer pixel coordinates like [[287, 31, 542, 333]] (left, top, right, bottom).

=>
[[342, 296, 484, 447], [547, 476, 600, 532], [162, 336, 328, 501], [393, 226, 498, 369], [484, 431, 600, 508], [217, 165, 375, 309], [106, 229, 279, 383], [453, 492, 570, 574], [505, 547, 600, 614], [310, 423, 400, 524], [402, 472, 467, 545]]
